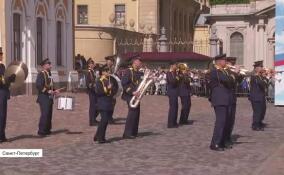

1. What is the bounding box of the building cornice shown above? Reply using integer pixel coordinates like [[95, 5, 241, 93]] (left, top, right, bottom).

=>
[[75, 25, 157, 36]]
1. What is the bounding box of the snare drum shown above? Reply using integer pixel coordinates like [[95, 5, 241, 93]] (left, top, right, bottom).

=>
[[57, 96, 74, 110]]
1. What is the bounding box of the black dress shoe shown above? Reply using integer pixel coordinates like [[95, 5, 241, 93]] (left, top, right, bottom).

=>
[[252, 127, 264, 131], [97, 139, 110, 144], [0, 138, 8, 143], [210, 145, 225, 151], [123, 135, 136, 139], [37, 134, 48, 138], [179, 121, 193, 125], [260, 122, 267, 128], [167, 125, 179, 128], [224, 142, 233, 149]]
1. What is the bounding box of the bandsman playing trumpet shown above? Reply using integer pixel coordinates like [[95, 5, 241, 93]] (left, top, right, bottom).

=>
[[224, 57, 244, 148], [121, 57, 143, 139], [86, 58, 99, 126], [166, 61, 179, 128], [177, 63, 192, 125], [249, 60, 268, 131], [94, 66, 115, 144], [0, 48, 16, 143], [208, 54, 235, 151]]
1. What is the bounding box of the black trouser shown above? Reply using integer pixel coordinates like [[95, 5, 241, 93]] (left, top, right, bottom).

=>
[[211, 106, 229, 147], [89, 92, 98, 125], [167, 95, 178, 127], [0, 92, 8, 140], [110, 99, 116, 121], [179, 96, 191, 124], [123, 100, 140, 137], [260, 101, 266, 123], [95, 111, 111, 141], [224, 103, 236, 142], [251, 101, 266, 128], [38, 98, 53, 135]]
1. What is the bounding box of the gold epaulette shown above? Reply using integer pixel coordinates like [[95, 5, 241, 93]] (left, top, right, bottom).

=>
[[41, 70, 49, 92], [99, 77, 111, 95], [0, 75, 5, 84]]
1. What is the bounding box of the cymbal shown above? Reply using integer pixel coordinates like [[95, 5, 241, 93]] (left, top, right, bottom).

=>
[[4, 61, 28, 89]]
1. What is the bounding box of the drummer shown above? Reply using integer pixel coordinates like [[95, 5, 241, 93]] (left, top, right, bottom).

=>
[[36, 58, 60, 137]]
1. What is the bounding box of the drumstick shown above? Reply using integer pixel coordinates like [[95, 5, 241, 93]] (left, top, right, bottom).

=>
[[56, 87, 66, 92]]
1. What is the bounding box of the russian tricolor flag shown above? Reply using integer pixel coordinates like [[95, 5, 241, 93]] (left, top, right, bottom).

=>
[[275, 53, 284, 66]]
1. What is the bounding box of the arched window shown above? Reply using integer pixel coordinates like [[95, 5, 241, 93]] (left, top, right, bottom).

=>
[[13, 13, 21, 61], [56, 21, 62, 66], [36, 17, 43, 65], [230, 32, 244, 65]]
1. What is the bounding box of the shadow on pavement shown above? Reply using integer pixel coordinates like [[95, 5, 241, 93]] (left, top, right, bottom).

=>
[[180, 120, 196, 126], [66, 131, 83, 135], [8, 135, 40, 142], [137, 131, 161, 137], [107, 131, 161, 143], [50, 129, 69, 135], [8, 129, 70, 142], [232, 134, 255, 145], [113, 117, 126, 122]]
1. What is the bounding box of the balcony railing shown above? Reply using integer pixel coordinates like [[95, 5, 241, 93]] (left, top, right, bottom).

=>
[[209, 0, 250, 5]]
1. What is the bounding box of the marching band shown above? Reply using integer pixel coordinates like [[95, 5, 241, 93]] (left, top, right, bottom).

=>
[[0, 52, 271, 152]]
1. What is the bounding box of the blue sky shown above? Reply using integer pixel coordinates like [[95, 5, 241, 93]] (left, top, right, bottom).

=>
[[276, 0, 284, 54]]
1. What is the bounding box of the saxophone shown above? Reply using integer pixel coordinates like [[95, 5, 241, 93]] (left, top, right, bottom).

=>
[[129, 69, 155, 108]]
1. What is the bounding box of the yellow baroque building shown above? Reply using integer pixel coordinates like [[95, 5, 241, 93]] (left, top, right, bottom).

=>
[[74, 0, 202, 63]]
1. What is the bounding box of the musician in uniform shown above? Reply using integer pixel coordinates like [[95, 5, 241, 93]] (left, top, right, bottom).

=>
[[105, 56, 116, 123], [94, 66, 115, 143], [166, 61, 179, 128], [121, 57, 143, 139], [208, 54, 234, 151], [224, 57, 243, 148], [86, 58, 99, 126], [249, 60, 267, 131], [178, 65, 192, 125], [36, 58, 59, 136], [0, 48, 16, 142]]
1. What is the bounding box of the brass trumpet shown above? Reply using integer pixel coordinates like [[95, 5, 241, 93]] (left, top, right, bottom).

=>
[[176, 63, 189, 74], [226, 65, 250, 75]]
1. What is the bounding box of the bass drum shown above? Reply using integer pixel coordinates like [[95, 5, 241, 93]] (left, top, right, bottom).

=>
[[109, 74, 122, 98]]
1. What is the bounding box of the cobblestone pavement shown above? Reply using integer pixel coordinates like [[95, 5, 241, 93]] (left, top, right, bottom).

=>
[[0, 94, 284, 175]]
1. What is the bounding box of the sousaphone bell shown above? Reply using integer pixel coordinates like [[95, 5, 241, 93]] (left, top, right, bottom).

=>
[[4, 61, 28, 89]]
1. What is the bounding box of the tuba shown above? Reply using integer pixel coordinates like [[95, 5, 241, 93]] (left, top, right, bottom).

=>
[[129, 69, 155, 108], [109, 55, 123, 98], [4, 61, 28, 89]]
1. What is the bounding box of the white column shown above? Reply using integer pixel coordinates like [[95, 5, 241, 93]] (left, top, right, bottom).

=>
[[209, 26, 219, 57], [257, 18, 265, 61]]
